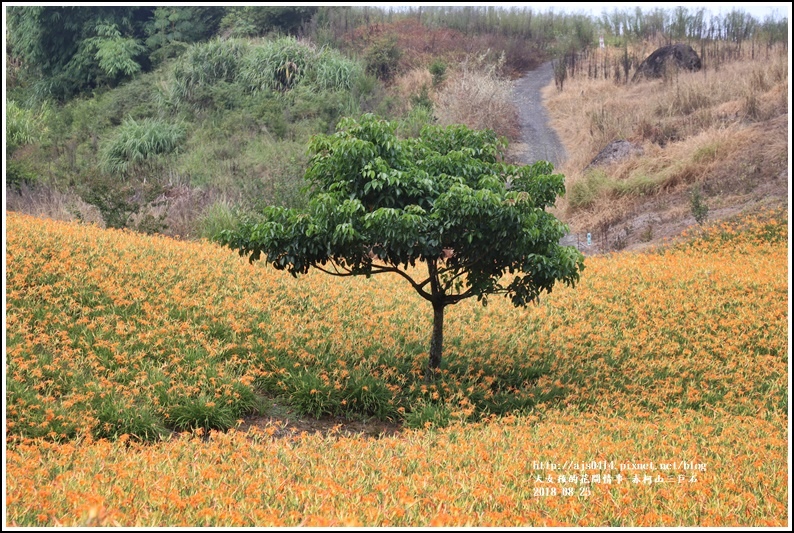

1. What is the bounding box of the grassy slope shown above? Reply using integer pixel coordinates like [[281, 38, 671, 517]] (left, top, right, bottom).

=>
[[542, 44, 789, 253], [5, 208, 788, 526]]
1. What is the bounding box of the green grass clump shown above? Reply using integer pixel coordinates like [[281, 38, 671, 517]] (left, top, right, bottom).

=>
[[99, 118, 186, 176]]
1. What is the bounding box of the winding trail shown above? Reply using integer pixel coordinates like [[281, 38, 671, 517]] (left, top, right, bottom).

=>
[[509, 61, 567, 167]]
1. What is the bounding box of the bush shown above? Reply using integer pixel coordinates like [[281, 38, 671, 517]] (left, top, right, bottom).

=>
[[286, 370, 343, 418], [310, 47, 365, 91], [568, 169, 610, 209], [6, 100, 50, 154], [690, 184, 709, 224], [168, 38, 250, 107], [99, 118, 186, 177], [198, 200, 240, 241], [77, 171, 166, 230], [6, 159, 39, 191], [342, 373, 397, 419], [169, 395, 238, 433], [404, 401, 452, 429], [238, 36, 313, 93], [429, 59, 447, 87], [364, 36, 402, 82]]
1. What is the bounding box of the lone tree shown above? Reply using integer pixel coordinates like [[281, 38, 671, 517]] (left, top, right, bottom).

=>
[[221, 114, 584, 377]]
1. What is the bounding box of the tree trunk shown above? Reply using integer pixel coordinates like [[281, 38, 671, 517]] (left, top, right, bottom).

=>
[[427, 302, 444, 379]]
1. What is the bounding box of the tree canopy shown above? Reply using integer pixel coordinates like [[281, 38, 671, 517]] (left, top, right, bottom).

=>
[[221, 114, 585, 374]]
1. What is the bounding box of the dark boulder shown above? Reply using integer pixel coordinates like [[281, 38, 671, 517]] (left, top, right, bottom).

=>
[[632, 44, 702, 82], [586, 140, 644, 169]]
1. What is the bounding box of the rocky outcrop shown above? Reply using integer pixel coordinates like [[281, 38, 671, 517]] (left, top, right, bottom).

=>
[[586, 140, 644, 169], [632, 44, 702, 82]]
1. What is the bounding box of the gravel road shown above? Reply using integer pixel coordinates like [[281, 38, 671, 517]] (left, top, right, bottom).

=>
[[509, 61, 584, 249], [509, 61, 567, 167]]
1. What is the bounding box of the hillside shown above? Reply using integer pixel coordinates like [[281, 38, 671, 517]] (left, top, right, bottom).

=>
[[5, 8, 791, 526], [539, 44, 789, 254], [5, 208, 788, 525]]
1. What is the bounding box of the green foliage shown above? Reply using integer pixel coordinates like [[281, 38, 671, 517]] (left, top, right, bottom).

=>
[[169, 395, 238, 433], [286, 371, 343, 418], [198, 200, 240, 241], [567, 169, 609, 208], [220, 6, 319, 37], [220, 114, 585, 372], [167, 38, 250, 108], [92, 392, 169, 441], [690, 184, 709, 225], [343, 373, 397, 419], [6, 160, 40, 191], [429, 59, 447, 87], [310, 47, 365, 91], [166, 37, 365, 112], [364, 36, 402, 82], [404, 401, 452, 429], [76, 172, 166, 230], [144, 6, 225, 65], [6, 6, 154, 99], [6, 100, 51, 189], [396, 105, 437, 138], [238, 36, 313, 93], [99, 118, 186, 176], [6, 100, 51, 154], [86, 22, 146, 80], [410, 85, 434, 111]]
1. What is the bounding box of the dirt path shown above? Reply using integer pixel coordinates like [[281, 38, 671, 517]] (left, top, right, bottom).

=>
[[508, 62, 586, 249], [508, 61, 567, 167]]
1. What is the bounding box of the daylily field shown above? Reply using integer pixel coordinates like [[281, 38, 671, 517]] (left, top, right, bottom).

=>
[[4, 209, 789, 526]]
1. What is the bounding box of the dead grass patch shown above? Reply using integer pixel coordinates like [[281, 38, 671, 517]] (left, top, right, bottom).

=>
[[434, 58, 519, 140]]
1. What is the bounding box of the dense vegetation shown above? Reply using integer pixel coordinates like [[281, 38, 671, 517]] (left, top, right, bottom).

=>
[[6, 6, 788, 240], [6, 208, 788, 525]]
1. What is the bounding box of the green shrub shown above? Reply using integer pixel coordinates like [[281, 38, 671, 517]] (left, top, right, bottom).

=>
[[198, 200, 240, 241], [404, 401, 452, 429], [568, 169, 610, 208], [77, 171, 166, 230], [169, 38, 250, 107], [99, 118, 186, 176], [364, 36, 402, 82], [169, 394, 238, 433], [238, 36, 313, 93], [6, 159, 39, 190], [92, 392, 169, 441], [286, 370, 342, 418], [343, 373, 397, 419], [310, 48, 365, 91], [6, 100, 50, 154], [396, 104, 436, 138], [690, 184, 709, 225], [613, 174, 662, 197], [429, 59, 447, 86]]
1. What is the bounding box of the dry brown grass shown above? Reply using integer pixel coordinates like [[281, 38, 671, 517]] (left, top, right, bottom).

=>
[[543, 44, 789, 234], [344, 18, 542, 76], [5, 183, 104, 226], [433, 56, 520, 141], [391, 67, 435, 115]]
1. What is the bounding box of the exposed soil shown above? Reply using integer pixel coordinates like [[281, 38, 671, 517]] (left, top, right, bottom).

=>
[[236, 398, 404, 440]]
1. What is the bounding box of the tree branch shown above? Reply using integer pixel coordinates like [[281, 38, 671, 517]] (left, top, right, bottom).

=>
[[313, 262, 355, 277], [313, 260, 433, 302], [370, 263, 434, 302]]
